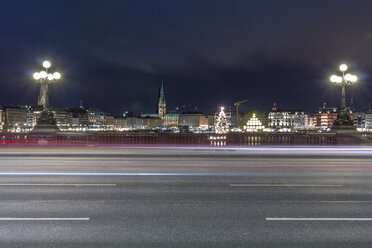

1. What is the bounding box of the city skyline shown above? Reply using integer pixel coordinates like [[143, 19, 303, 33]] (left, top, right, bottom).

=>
[[2, 2, 372, 247], [0, 71, 367, 118], [0, 1, 372, 115]]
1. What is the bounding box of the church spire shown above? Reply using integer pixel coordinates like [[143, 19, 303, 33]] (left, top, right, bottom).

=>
[[158, 80, 166, 119], [159, 80, 165, 102]]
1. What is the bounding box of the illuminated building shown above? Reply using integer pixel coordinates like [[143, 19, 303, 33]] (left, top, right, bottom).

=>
[[244, 113, 265, 132], [207, 114, 215, 129], [51, 108, 72, 130], [68, 108, 89, 128], [365, 109, 372, 129], [352, 110, 365, 128], [87, 109, 105, 129], [0, 106, 4, 131], [123, 111, 133, 118], [113, 117, 127, 131], [104, 114, 114, 130], [141, 113, 159, 118], [22, 105, 42, 129], [125, 117, 145, 130], [268, 109, 310, 129], [313, 109, 338, 129], [179, 112, 208, 131], [3, 106, 27, 132], [70, 117, 79, 127], [164, 113, 179, 127], [312, 103, 353, 129], [143, 116, 162, 129]]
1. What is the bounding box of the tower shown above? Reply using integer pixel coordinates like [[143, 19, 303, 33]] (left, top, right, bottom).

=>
[[158, 81, 166, 119]]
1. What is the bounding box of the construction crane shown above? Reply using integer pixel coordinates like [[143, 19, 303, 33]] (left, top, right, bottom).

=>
[[234, 99, 248, 128]]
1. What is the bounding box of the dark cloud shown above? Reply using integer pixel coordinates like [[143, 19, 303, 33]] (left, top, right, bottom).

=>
[[0, 0, 371, 115]]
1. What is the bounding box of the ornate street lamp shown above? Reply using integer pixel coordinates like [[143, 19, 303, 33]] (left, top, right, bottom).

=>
[[31, 60, 61, 134], [330, 64, 357, 112], [32, 60, 61, 109]]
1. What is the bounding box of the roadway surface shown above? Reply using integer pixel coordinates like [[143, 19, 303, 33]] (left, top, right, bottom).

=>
[[0, 146, 372, 247]]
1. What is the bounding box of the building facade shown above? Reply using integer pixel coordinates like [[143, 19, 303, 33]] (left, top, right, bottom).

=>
[[113, 117, 127, 131], [163, 113, 179, 127], [68, 108, 89, 129], [0, 106, 4, 131], [125, 117, 145, 130], [51, 108, 72, 130], [143, 117, 162, 129], [364, 109, 372, 129], [268, 110, 310, 129], [104, 114, 114, 130], [353, 110, 365, 128], [179, 112, 208, 130], [87, 109, 105, 129], [3, 106, 27, 132]]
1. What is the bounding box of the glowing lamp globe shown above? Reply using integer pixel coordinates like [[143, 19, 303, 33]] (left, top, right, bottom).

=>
[[350, 75, 357, 83], [43, 61, 51, 69], [53, 72, 61, 79], [47, 74, 54, 80], [344, 73, 352, 81], [330, 75, 338, 83], [339, 64, 348, 72], [39, 71, 47, 78], [33, 72, 41, 80]]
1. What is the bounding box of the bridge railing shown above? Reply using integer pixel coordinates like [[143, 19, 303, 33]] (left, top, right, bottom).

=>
[[0, 131, 353, 147]]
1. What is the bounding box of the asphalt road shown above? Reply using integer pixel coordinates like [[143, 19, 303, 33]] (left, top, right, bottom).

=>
[[0, 146, 372, 247]]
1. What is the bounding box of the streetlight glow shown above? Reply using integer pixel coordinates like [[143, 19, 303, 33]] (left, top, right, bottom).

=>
[[339, 64, 348, 72], [39, 71, 47, 78], [330, 75, 338, 83], [351, 75, 357, 83], [43, 61, 51, 69], [330, 64, 358, 112], [33, 59, 61, 108], [53, 72, 61, 79], [33, 72, 40, 80], [344, 73, 352, 81]]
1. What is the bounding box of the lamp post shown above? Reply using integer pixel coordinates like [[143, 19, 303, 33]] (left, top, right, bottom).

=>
[[330, 64, 357, 112], [32, 60, 61, 109]]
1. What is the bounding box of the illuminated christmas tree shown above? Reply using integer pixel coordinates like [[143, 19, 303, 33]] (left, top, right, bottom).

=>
[[215, 107, 229, 134]]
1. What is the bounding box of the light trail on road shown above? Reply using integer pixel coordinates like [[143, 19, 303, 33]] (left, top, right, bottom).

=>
[[0, 146, 371, 246], [2, 145, 372, 155]]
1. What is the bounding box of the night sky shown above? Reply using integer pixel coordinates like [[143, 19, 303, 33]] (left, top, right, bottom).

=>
[[1, 0, 372, 115]]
